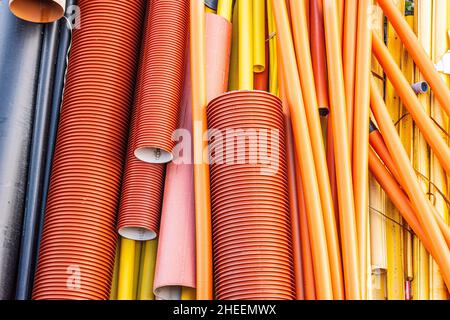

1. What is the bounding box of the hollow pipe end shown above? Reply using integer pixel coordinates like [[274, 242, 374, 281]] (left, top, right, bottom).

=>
[[118, 226, 156, 242], [135, 147, 173, 164], [9, 0, 66, 23]]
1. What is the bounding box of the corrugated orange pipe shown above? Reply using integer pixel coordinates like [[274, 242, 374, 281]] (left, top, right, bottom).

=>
[[289, 0, 344, 300], [190, 0, 213, 300], [370, 77, 450, 289], [322, 0, 360, 300], [271, 0, 333, 299], [372, 34, 450, 176], [352, 0, 372, 300], [377, 0, 450, 117]]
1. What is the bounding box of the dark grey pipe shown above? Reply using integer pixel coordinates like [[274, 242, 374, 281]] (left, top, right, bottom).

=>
[[0, 0, 43, 300]]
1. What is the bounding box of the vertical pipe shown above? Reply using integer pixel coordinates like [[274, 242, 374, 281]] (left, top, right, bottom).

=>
[[238, 0, 253, 90], [253, 0, 265, 73], [117, 238, 136, 300]]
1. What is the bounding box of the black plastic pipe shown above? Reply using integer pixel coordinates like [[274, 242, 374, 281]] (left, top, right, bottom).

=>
[[15, 21, 60, 300], [0, 0, 43, 300]]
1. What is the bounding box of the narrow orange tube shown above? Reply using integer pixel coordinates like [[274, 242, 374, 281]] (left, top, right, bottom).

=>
[[372, 34, 450, 176], [272, 0, 333, 299], [322, 0, 360, 300], [352, 0, 372, 300], [289, 0, 344, 300], [337, 0, 345, 44], [370, 77, 450, 289], [377, 0, 450, 117], [342, 0, 358, 151], [190, 0, 213, 300]]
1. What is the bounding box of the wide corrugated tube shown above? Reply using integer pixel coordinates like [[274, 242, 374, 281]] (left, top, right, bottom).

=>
[[32, 0, 146, 300], [134, 0, 189, 164], [207, 91, 295, 300]]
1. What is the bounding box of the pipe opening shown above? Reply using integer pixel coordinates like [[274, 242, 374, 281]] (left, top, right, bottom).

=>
[[9, 0, 65, 23], [135, 147, 173, 164], [118, 227, 156, 241]]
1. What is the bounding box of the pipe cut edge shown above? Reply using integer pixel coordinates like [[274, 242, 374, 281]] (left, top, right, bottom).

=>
[[9, 0, 65, 23], [118, 227, 157, 242], [135, 147, 173, 164]]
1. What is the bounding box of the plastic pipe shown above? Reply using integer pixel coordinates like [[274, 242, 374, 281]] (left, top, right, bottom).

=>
[[190, 0, 213, 300], [9, 0, 65, 23], [238, 0, 253, 90], [370, 77, 450, 289], [138, 240, 157, 300], [352, 0, 372, 300], [372, 34, 450, 176], [322, 0, 361, 300], [15, 20, 59, 300], [181, 287, 196, 300], [271, 0, 333, 300], [109, 243, 120, 300], [411, 81, 429, 94], [217, 0, 232, 21], [267, 0, 278, 96], [289, 0, 344, 300], [377, 0, 450, 117], [117, 238, 136, 300], [228, 3, 239, 91], [0, 4, 43, 299], [342, 0, 358, 151], [337, 0, 344, 44], [253, 0, 265, 73]]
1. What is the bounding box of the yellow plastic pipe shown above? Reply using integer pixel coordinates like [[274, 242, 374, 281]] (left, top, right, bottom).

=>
[[137, 240, 158, 300], [228, 3, 239, 91], [370, 77, 450, 290], [117, 237, 135, 300], [372, 34, 450, 177], [267, 0, 278, 95], [352, 0, 372, 300], [217, 0, 232, 21], [109, 242, 120, 300], [239, 0, 254, 90], [205, 6, 215, 14], [322, 0, 361, 300], [253, 0, 265, 73], [377, 0, 450, 118], [190, 0, 213, 300], [182, 287, 197, 300], [289, 0, 344, 300], [271, 0, 333, 300]]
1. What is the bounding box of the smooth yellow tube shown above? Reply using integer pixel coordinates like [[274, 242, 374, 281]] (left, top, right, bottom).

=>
[[137, 240, 158, 300], [181, 287, 197, 300], [238, 0, 253, 90], [267, 0, 278, 95], [217, 0, 232, 22], [228, 3, 239, 91], [109, 242, 120, 300], [133, 241, 142, 299], [117, 238, 135, 300], [205, 6, 215, 14], [253, 0, 265, 73]]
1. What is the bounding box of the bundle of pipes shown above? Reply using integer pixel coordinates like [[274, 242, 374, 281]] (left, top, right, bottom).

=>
[[0, 0, 449, 301]]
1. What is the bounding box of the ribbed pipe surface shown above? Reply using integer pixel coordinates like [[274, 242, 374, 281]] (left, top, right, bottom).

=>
[[207, 91, 295, 300], [134, 0, 189, 164], [32, 0, 146, 300]]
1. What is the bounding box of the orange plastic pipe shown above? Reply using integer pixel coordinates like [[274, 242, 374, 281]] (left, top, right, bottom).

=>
[[272, 0, 333, 299], [310, 0, 330, 116], [342, 0, 358, 151], [370, 77, 450, 289], [322, 0, 360, 300], [289, 0, 344, 300], [337, 0, 345, 44], [369, 148, 435, 260], [352, 0, 372, 299], [377, 0, 450, 117], [190, 0, 213, 300], [280, 80, 304, 300], [295, 154, 316, 300], [372, 34, 450, 176]]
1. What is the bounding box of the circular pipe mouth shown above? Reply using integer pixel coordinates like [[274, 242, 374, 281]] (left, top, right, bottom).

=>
[[134, 147, 173, 164], [9, 0, 65, 23], [118, 227, 156, 241]]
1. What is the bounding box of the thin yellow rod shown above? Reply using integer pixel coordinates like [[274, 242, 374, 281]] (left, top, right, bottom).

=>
[[217, 0, 232, 21], [205, 6, 215, 14], [228, 3, 239, 91], [253, 0, 266, 73], [117, 238, 135, 300], [109, 241, 121, 300], [267, 0, 278, 95], [238, 0, 254, 90], [137, 240, 158, 300]]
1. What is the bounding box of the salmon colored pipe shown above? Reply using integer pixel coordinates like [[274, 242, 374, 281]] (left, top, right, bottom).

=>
[[271, 0, 333, 300], [310, 0, 329, 115], [342, 0, 357, 150], [190, 0, 213, 300], [289, 0, 344, 300], [370, 77, 450, 289], [352, 0, 372, 300], [322, 0, 360, 300], [372, 34, 450, 177], [377, 0, 450, 118]]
